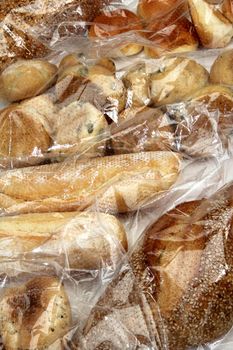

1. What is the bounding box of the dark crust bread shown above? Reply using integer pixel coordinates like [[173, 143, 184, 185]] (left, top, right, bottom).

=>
[[131, 184, 233, 349]]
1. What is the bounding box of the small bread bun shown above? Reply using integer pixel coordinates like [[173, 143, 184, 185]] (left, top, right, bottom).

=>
[[131, 183, 233, 349], [210, 49, 233, 85], [0, 211, 127, 270], [89, 9, 143, 56], [0, 276, 71, 350], [110, 107, 174, 154], [1, 59, 58, 102], [53, 101, 108, 159], [123, 64, 151, 106], [137, 0, 188, 20], [144, 9, 198, 58], [0, 103, 52, 168], [59, 54, 81, 71], [188, 0, 233, 48], [95, 58, 116, 73], [150, 56, 209, 106], [222, 0, 233, 22]]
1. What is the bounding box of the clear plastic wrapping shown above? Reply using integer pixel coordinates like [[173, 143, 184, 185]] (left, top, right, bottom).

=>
[[1, 1, 233, 349]]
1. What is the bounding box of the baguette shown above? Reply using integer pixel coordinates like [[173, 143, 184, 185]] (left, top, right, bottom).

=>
[[0, 212, 127, 270], [0, 276, 71, 350], [131, 183, 233, 349], [0, 152, 181, 214]]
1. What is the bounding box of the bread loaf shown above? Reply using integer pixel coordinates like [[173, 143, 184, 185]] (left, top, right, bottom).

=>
[[150, 56, 209, 106], [0, 152, 181, 215], [188, 0, 233, 48], [110, 107, 174, 154], [0, 276, 71, 350], [1, 59, 58, 101], [130, 183, 233, 349], [0, 212, 127, 270]]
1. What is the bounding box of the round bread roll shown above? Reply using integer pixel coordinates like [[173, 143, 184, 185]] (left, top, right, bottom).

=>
[[137, 0, 187, 20], [222, 0, 233, 22], [53, 101, 108, 158], [0, 276, 71, 350], [188, 0, 233, 48], [1, 59, 58, 102], [0, 103, 52, 168], [95, 57, 116, 73], [58, 54, 81, 71], [123, 64, 151, 106], [131, 183, 233, 349], [110, 107, 174, 154], [144, 9, 198, 58], [173, 85, 233, 156], [210, 49, 233, 85], [89, 9, 143, 56], [150, 56, 209, 106]]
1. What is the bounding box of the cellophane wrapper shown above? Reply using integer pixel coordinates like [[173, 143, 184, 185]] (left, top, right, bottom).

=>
[[1, 1, 233, 349]]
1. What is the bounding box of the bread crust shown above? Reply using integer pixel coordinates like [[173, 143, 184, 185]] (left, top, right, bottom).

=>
[[0, 212, 127, 270], [0, 152, 181, 214], [222, 0, 233, 23], [0, 276, 71, 350], [210, 49, 233, 85], [188, 0, 233, 48], [131, 184, 233, 348]]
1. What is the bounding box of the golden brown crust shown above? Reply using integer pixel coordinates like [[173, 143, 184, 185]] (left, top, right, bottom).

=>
[[131, 184, 233, 348], [210, 49, 233, 85], [0, 276, 71, 350], [188, 0, 233, 48], [0, 152, 181, 214], [0, 103, 52, 168], [89, 9, 143, 56], [150, 57, 209, 106], [137, 0, 188, 20], [222, 0, 233, 22], [144, 9, 199, 58]]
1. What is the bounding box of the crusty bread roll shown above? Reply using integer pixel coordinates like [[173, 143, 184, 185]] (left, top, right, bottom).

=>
[[0, 211, 127, 270], [137, 0, 187, 20], [222, 0, 233, 22], [131, 183, 233, 349], [0, 276, 71, 350], [150, 56, 209, 106], [89, 9, 143, 57], [0, 103, 52, 169], [58, 54, 81, 71], [96, 58, 116, 73], [173, 85, 233, 156], [0, 152, 181, 215], [1, 59, 58, 102], [53, 102, 108, 159], [210, 49, 233, 85], [144, 9, 199, 58], [123, 64, 151, 106], [188, 0, 233, 48], [110, 107, 174, 154], [56, 63, 126, 115]]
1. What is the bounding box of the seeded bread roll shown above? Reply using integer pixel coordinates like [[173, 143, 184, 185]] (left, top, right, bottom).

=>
[[188, 0, 233, 48], [131, 183, 233, 349], [210, 49, 233, 85], [1, 59, 58, 102], [53, 102, 108, 159], [0, 152, 181, 215], [150, 56, 209, 106], [0, 212, 127, 270], [0, 276, 71, 350]]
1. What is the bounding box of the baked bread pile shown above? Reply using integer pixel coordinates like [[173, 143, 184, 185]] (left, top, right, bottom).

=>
[[0, 0, 233, 349]]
